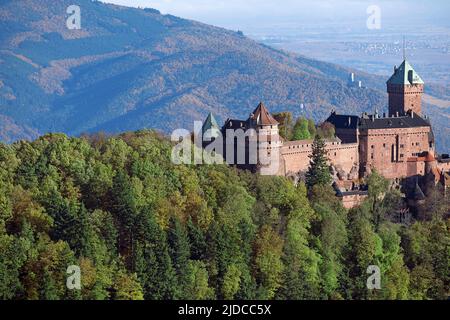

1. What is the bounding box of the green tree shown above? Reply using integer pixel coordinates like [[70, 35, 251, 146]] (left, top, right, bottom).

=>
[[279, 212, 321, 299], [222, 264, 242, 300], [134, 209, 177, 300], [308, 119, 317, 138], [305, 135, 332, 189], [366, 171, 390, 231], [168, 216, 191, 298], [253, 226, 284, 299], [345, 209, 383, 299], [313, 203, 348, 299], [112, 270, 144, 300], [184, 260, 215, 300], [292, 117, 311, 141]]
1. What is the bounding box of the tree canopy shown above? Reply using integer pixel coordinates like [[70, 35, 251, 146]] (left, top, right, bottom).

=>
[[0, 132, 447, 300]]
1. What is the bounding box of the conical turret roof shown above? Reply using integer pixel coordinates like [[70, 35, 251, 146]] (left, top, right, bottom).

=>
[[250, 102, 279, 126], [202, 113, 221, 138]]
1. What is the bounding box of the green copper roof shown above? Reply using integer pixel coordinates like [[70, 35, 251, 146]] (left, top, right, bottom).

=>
[[202, 113, 221, 138], [387, 60, 424, 85]]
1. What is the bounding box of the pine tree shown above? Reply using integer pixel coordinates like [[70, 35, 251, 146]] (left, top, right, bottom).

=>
[[305, 135, 332, 189], [134, 209, 177, 300], [168, 216, 191, 298], [278, 215, 321, 299], [40, 268, 59, 300]]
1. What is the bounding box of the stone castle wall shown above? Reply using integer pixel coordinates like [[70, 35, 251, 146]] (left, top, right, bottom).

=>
[[280, 139, 359, 177], [388, 84, 424, 116], [359, 126, 432, 179]]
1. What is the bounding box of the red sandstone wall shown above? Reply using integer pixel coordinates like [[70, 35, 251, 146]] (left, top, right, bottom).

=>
[[359, 126, 431, 179], [281, 140, 313, 174], [280, 140, 358, 176], [388, 84, 423, 116]]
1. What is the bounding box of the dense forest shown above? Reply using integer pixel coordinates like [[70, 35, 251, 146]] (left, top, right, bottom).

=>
[[0, 130, 448, 300]]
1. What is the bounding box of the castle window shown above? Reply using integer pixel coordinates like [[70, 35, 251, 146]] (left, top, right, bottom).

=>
[[383, 143, 386, 148], [371, 154, 374, 160]]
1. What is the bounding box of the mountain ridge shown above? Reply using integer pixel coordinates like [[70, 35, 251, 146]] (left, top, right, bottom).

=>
[[0, 0, 448, 151]]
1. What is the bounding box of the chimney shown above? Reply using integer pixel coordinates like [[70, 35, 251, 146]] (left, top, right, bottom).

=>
[[396, 112, 399, 118], [394, 65, 397, 73], [383, 112, 386, 118], [411, 111, 414, 118]]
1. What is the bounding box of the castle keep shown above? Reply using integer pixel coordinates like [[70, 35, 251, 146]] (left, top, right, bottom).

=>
[[202, 60, 450, 207]]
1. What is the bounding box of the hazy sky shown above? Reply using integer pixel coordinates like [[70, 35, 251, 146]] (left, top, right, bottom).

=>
[[100, 0, 450, 29]]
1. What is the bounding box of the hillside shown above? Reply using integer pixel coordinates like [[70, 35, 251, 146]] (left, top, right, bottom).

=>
[[0, 131, 448, 300], [0, 0, 448, 151]]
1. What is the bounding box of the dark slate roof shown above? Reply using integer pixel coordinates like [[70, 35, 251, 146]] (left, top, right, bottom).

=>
[[223, 119, 248, 131], [326, 112, 359, 130], [326, 112, 359, 143], [359, 114, 431, 130], [438, 154, 450, 163]]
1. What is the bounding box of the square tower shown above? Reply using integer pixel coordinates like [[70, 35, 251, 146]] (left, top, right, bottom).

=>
[[387, 60, 424, 116]]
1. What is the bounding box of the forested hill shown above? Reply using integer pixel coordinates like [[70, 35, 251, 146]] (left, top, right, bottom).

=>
[[0, 131, 448, 300], [1, 0, 385, 141]]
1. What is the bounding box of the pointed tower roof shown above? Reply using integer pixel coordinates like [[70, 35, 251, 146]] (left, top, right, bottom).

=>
[[202, 113, 220, 138], [250, 102, 279, 126], [387, 60, 424, 85]]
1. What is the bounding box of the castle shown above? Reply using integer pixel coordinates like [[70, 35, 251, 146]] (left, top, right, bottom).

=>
[[202, 59, 450, 208]]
